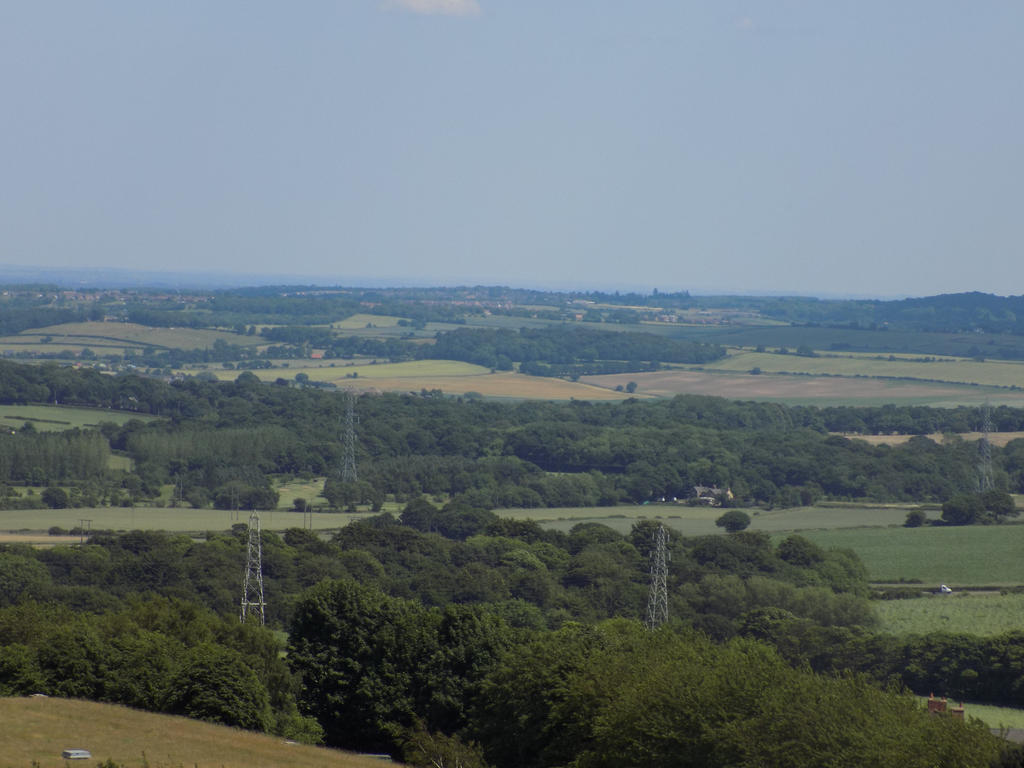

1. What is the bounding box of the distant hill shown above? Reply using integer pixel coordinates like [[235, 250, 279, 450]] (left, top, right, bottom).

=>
[[0, 696, 397, 768], [873, 291, 1024, 333]]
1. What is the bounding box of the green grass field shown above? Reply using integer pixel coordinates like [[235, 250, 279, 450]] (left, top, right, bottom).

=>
[[793, 525, 1024, 586], [953, 701, 1024, 731], [877, 592, 1024, 637], [0, 404, 156, 432], [0, 697, 389, 768]]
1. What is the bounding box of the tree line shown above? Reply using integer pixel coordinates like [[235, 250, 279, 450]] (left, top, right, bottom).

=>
[[5, 361, 1024, 511]]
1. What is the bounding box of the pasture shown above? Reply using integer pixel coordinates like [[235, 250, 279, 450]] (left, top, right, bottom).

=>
[[876, 593, 1024, 637], [0, 696, 390, 768], [793, 525, 1024, 586], [0, 404, 156, 432]]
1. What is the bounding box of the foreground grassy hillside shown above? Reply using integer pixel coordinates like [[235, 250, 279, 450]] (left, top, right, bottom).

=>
[[0, 697, 398, 768]]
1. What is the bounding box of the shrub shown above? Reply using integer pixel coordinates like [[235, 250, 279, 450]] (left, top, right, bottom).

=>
[[716, 510, 751, 533]]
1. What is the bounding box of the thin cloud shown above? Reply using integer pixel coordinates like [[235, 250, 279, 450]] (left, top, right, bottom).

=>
[[384, 0, 481, 17], [736, 16, 755, 32]]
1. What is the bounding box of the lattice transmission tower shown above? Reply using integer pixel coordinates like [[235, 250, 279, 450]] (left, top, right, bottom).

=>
[[240, 512, 266, 625], [978, 400, 994, 493], [645, 524, 670, 630], [341, 389, 358, 483]]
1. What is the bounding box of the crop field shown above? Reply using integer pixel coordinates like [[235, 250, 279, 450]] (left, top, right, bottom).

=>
[[792, 525, 1024, 586], [501, 502, 913, 536], [705, 350, 1024, 389], [0, 404, 156, 432], [581, 369, 1024, 407], [2, 321, 261, 352], [0, 696, 389, 768], [876, 593, 1024, 637]]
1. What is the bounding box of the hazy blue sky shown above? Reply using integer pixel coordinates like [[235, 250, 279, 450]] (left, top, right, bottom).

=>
[[2, 2, 1021, 296]]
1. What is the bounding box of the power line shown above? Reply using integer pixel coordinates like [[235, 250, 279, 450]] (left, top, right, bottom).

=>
[[240, 512, 266, 625]]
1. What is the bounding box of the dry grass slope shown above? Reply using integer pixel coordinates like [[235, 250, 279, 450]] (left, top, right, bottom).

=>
[[0, 696, 399, 768]]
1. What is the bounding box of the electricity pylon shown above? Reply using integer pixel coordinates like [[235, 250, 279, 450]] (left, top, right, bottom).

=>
[[978, 401, 994, 493], [341, 389, 358, 483], [645, 524, 669, 629], [240, 512, 266, 625]]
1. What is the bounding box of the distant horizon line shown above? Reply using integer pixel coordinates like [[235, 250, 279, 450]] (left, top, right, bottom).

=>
[[0, 263, 991, 302]]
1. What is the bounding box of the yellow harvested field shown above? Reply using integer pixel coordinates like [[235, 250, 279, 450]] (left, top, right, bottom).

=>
[[333, 313, 404, 329], [202, 360, 631, 400], [0, 697, 397, 768]]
